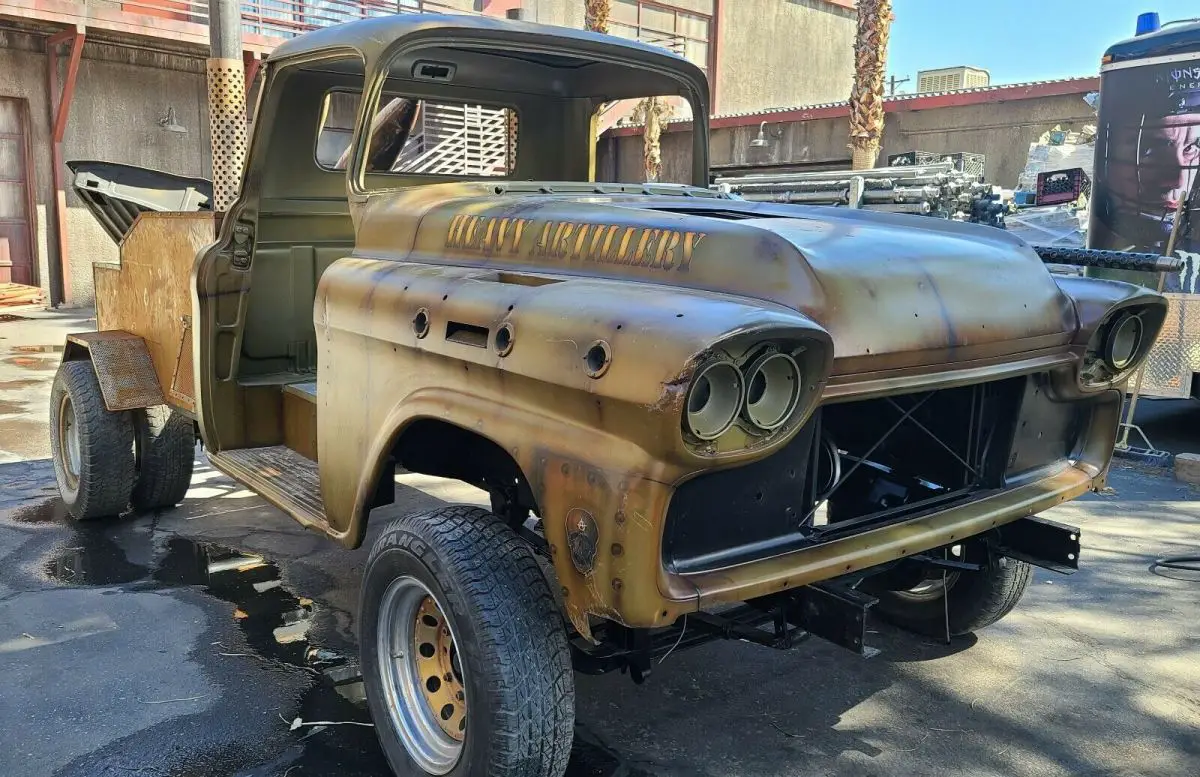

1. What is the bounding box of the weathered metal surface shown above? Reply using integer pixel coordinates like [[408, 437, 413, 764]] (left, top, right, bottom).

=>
[[168, 16, 1167, 635], [93, 212, 216, 415], [208, 445, 329, 532], [206, 57, 247, 211], [69, 161, 212, 244], [1130, 292, 1200, 399], [65, 331, 166, 411]]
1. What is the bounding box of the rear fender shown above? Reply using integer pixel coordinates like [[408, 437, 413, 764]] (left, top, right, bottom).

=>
[[62, 331, 165, 411]]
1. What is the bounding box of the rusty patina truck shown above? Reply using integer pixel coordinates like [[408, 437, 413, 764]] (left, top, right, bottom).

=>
[[51, 14, 1166, 777]]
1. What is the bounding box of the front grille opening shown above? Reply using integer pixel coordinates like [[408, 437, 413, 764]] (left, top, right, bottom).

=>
[[664, 375, 1069, 574], [813, 378, 1020, 538]]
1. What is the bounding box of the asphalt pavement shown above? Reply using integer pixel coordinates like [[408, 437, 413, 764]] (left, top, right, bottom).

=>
[[1, 308, 1198, 777]]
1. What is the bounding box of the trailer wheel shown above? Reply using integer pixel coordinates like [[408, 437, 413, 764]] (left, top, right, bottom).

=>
[[50, 360, 136, 520], [131, 406, 195, 511], [361, 506, 574, 777], [871, 550, 1033, 637]]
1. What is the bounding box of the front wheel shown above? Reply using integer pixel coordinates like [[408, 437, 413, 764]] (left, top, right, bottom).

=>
[[870, 548, 1033, 637], [360, 506, 574, 777]]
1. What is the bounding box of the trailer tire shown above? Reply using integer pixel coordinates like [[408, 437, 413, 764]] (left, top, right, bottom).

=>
[[50, 360, 136, 520], [872, 553, 1033, 637], [131, 405, 195, 511], [361, 505, 574, 777]]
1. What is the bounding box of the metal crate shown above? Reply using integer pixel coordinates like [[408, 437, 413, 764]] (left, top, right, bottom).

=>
[[887, 150, 985, 179]]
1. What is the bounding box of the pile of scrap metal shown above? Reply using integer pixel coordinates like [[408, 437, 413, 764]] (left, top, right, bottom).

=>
[[712, 161, 1007, 227]]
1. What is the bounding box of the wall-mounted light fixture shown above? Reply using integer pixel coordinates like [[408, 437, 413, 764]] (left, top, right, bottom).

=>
[[750, 120, 770, 148], [159, 106, 188, 134]]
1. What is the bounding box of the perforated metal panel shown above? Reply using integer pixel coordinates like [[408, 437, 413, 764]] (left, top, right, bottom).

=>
[[206, 58, 248, 212], [67, 331, 166, 411], [1130, 293, 1200, 399]]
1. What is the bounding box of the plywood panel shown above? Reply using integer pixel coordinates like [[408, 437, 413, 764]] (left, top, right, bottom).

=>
[[94, 212, 217, 414]]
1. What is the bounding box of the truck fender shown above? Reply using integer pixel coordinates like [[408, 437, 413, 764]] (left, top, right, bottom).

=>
[[63, 331, 166, 412]]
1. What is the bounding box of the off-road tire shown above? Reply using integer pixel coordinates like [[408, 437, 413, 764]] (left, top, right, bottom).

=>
[[49, 360, 136, 520], [873, 555, 1033, 637], [131, 405, 195, 511], [360, 505, 574, 777]]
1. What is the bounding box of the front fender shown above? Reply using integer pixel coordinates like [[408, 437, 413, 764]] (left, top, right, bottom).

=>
[[315, 256, 834, 634]]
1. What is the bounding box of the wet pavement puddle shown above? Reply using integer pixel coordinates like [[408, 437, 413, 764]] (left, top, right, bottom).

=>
[[0, 378, 48, 391], [4, 355, 59, 370], [8, 500, 651, 776]]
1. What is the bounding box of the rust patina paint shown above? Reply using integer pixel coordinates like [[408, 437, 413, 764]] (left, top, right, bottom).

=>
[[133, 16, 1165, 637], [445, 214, 708, 273]]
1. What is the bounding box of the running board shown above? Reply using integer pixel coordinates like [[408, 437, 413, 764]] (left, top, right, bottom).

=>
[[207, 446, 330, 533]]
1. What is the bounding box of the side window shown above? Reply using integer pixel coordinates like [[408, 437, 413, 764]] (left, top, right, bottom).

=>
[[316, 90, 361, 171], [317, 88, 518, 178]]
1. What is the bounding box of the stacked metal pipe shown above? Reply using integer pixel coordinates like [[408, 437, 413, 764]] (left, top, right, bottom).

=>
[[713, 162, 1006, 227]]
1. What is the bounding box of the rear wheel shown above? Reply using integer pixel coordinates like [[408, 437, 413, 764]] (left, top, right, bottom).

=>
[[131, 405, 195, 511], [361, 506, 574, 777], [871, 548, 1033, 637], [49, 360, 136, 520]]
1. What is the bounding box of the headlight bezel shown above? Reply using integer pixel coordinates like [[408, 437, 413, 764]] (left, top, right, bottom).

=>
[[680, 336, 828, 453], [1079, 305, 1159, 389]]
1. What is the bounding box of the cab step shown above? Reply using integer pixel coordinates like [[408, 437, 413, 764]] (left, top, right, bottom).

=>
[[207, 445, 330, 533]]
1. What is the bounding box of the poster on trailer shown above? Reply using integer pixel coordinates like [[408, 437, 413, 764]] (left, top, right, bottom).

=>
[[1090, 57, 1200, 291]]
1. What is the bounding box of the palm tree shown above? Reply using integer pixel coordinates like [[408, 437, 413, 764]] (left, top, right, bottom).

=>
[[584, 0, 611, 179], [848, 0, 894, 170], [584, 0, 611, 34]]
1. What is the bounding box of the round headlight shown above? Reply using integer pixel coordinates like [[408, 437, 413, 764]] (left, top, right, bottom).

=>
[[743, 352, 802, 431], [684, 362, 743, 440], [1104, 314, 1143, 371]]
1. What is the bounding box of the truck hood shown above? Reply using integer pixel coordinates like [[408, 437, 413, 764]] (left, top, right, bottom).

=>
[[355, 185, 1077, 376]]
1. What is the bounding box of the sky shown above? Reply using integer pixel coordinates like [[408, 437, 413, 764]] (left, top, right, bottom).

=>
[[887, 1, 1199, 90]]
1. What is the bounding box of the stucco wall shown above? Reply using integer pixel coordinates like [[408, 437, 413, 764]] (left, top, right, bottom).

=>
[[714, 0, 856, 114], [521, 0, 585, 28], [0, 31, 209, 305], [519, 0, 854, 115], [607, 90, 1098, 188]]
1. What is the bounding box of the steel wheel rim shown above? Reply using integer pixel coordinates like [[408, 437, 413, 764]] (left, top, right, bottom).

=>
[[377, 576, 465, 774], [892, 571, 960, 603], [58, 393, 80, 488]]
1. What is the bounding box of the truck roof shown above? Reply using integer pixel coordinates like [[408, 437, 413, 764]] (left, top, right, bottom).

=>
[[266, 13, 702, 78]]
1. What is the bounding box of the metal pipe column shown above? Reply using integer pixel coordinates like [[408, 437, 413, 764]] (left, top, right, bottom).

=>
[[207, 0, 247, 212]]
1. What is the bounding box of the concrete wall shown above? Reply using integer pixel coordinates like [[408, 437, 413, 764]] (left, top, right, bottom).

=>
[[519, 0, 855, 115], [0, 31, 209, 305], [521, 0, 585, 27], [714, 0, 855, 114], [607, 89, 1098, 188]]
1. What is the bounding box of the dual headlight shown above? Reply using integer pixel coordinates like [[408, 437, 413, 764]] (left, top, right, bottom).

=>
[[684, 350, 803, 440], [1081, 309, 1150, 387]]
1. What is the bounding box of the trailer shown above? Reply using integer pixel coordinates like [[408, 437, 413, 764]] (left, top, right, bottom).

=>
[[1089, 16, 1200, 401]]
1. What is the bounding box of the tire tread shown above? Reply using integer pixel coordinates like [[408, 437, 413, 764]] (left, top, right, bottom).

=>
[[50, 360, 136, 520], [365, 506, 573, 777], [131, 405, 195, 511]]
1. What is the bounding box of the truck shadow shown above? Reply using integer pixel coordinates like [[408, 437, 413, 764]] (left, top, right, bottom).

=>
[[5, 460, 1197, 776]]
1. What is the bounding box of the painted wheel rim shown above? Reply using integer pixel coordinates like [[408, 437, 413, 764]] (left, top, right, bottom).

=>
[[377, 576, 465, 774], [57, 393, 80, 489]]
